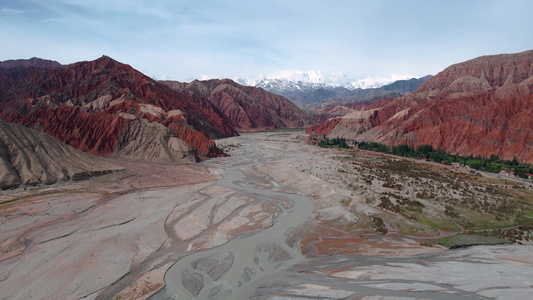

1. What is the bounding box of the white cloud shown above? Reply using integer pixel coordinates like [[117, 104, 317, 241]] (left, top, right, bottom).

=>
[[1, 0, 531, 81], [1, 8, 27, 14]]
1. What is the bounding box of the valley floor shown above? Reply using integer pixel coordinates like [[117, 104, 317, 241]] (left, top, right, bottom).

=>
[[1, 132, 532, 299]]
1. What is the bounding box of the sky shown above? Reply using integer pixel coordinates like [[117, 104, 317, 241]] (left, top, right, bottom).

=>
[[1, 0, 532, 82]]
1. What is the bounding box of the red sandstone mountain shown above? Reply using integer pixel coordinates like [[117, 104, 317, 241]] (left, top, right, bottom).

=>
[[0, 57, 65, 70], [307, 50, 533, 163], [161, 79, 317, 130], [0, 56, 238, 160], [309, 100, 378, 123]]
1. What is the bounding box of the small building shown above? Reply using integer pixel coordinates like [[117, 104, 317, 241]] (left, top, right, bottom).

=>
[[527, 174, 532, 180], [499, 170, 510, 176]]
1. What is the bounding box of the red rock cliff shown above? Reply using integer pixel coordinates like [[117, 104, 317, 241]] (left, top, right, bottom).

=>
[[309, 50, 533, 163], [162, 79, 317, 130], [0, 56, 238, 160]]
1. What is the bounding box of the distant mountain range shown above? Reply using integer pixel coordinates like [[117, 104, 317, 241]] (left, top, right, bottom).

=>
[[307, 50, 533, 163], [161, 79, 316, 130], [236, 71, 417, 90], [236, 71, 432, 108]]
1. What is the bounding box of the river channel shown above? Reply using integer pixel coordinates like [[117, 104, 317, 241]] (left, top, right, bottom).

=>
[[152, 133, 315, 299], [150, 132, 533, 300]]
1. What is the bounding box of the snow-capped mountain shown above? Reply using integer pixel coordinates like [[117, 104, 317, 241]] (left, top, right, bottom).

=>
[[234, 71, 430, 108], [235, 71, 417, 91]]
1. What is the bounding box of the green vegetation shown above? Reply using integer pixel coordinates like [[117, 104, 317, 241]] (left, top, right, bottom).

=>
[[417, 215, 460, 232], [436, 226, 533, 247], [360, 141, 533, 178], [371, 216, 388, 234], [436, 233, 511, 249], [318, 137, 533, 178], [318, 136, 350, 149], [351, 153, 532, 232], [307, 136, 533, 240], [516, 213, 533, 226], [480, 226, 533, 243]]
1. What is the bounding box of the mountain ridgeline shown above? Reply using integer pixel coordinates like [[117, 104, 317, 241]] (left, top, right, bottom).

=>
[[248, 75, 432, 109], [0, 56, 314, 168], [0, 56, 235, 161], [161, 79, 317, 130], [307, 50, 533, 163]]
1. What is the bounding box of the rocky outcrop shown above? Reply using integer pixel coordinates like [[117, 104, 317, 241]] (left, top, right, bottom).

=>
[[415, 51, 533, 99], [304, 78, 432, 123], [162, 79, 317, 130], [305, 117, 342, 136], [0, 56, 238, 160], [115, 119, 195, 163], [308, 100, 379, 123], [308, 50, 533, 163], [0, 121, 124, 189]]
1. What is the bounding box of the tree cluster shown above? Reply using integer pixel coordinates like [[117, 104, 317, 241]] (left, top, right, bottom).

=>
[[352, 141, 533, 178], [318, 136, 350, 149]]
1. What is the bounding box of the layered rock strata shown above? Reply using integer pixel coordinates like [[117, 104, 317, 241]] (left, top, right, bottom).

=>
[[162, 79, 317, 130], [0, 56, 237, 160], [308, 50, 533, 163], [0, 121, 123, 188]]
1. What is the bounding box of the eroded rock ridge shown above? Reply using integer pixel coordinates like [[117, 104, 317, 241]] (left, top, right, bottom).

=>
[[308, 50, 533, 163]]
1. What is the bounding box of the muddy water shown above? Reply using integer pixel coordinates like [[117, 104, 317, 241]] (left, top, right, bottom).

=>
[[152, 134, 314, 299]]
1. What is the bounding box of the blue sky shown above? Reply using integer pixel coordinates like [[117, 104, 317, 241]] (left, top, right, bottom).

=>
[[1, 0, 532, 81]]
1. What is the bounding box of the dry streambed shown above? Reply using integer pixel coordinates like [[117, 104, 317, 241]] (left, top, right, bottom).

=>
[[152, 133, 316, 299], [1, 132, 533, 299]]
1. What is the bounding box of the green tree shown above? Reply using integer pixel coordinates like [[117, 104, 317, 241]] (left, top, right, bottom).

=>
[[418, 144, 434, 155]]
